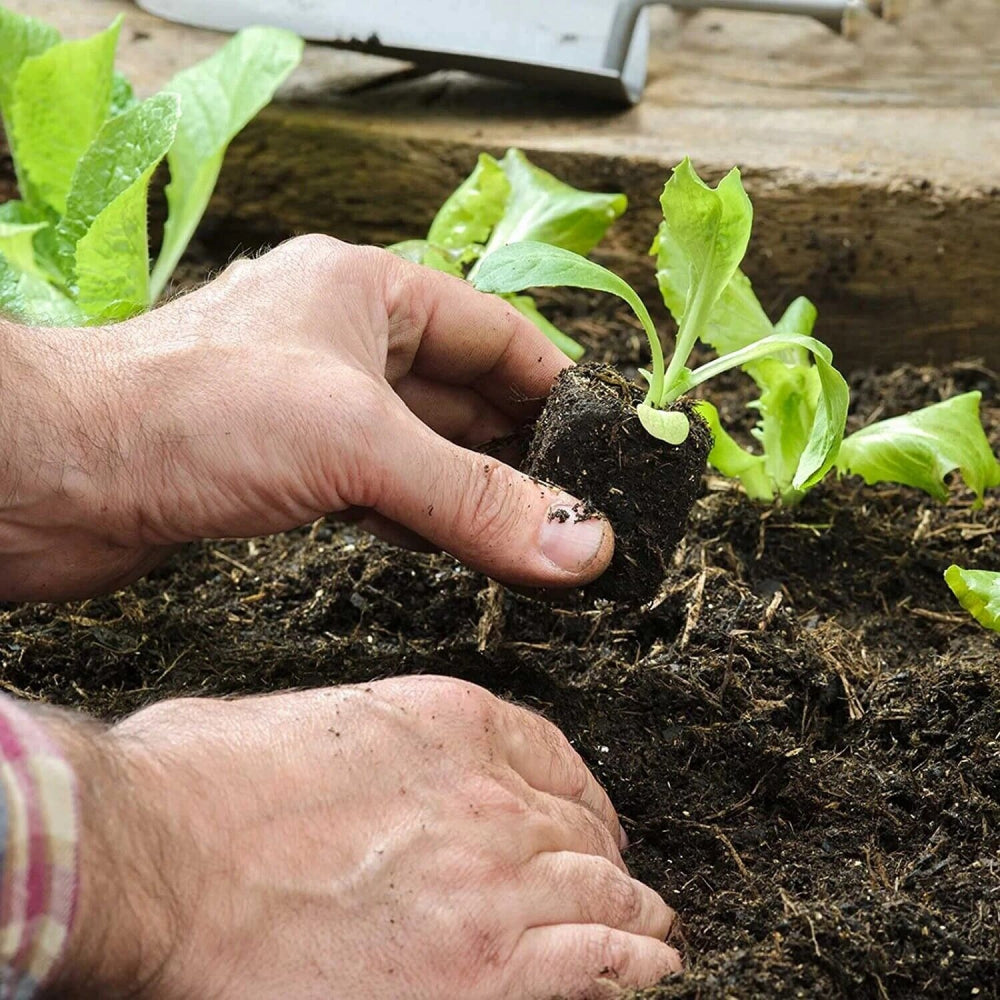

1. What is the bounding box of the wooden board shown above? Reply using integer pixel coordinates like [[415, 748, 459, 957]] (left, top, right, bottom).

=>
[[2, 0, 998, 370]]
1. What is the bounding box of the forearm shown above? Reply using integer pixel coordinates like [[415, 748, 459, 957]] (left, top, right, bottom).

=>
[[0, 318, 44, 516], [0, 318, 145, 601], [0, 318, 83, 594]]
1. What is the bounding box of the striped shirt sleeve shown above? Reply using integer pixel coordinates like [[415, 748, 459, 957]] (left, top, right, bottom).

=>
[[0, 695, 79, 999]]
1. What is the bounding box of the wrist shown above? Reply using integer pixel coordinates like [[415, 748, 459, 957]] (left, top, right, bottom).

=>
[[0, 320, 142, 599], [39, 711, 179, 999]]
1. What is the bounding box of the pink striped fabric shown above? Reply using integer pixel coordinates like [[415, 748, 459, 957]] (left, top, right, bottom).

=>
[[0, 695, 78, 999]]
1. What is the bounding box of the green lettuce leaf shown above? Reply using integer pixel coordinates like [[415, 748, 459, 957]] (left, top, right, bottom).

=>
[[0, 197, 47, 279], [386, 240, 431, 265], [386, 239, 477, 277], [9, 17, 122, 214], [75, 188, 155, 322], [771, 296, 815, 366], [151, 27, 303, 301], [652, 159, 753, 403], [791, 354, 849, 491], [0, 198, 66, 285], [748, 359, 817, 499], [944, 565, 1000, 632], [504, 293, 584, 361], [636, 404, 690, 445], [653, 238, 771, 357], [427, 153, 510, 252], [474, 241, 657, 363], [477, 149, 626, 263], [694, 399, 773, 501], [57, 93, 181, 283], [0, 7, 60, 116], [775, 296, 818, 338], [110, 71, 137, 117], [0, 254, 82, 326], [836, 392, 1000, 505]]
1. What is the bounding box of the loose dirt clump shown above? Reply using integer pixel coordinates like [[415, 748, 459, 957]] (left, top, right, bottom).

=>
[[1, 298, 998, 999]]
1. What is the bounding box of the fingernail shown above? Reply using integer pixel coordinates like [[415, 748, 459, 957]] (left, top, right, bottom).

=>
[[620, 826, 630, 851], [539, 500, 609, 574]]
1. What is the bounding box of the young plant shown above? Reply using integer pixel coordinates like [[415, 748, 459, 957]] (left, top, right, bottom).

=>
[[835, 393, 999, 506], [475, 158, 1000, 508], [0, 7, 303, 326], [944, 565, 1000, 632], [475, 160, 848, 475], [390, 149, 626, 360]]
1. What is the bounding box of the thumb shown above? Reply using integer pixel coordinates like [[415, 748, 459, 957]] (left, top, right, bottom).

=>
[[372, 403, 614, 589]]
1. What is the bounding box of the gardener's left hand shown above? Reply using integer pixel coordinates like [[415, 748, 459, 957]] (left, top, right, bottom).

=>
[[0, 236, 613, 601]]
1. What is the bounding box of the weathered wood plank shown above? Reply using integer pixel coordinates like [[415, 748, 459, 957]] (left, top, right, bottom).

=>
[[2, 0, 997, 370], [208, 107, 1000, 370]]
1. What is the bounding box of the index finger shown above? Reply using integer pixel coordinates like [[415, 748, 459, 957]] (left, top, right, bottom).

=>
[[493, 698, 627, 851], [382, 253, 572, 419]]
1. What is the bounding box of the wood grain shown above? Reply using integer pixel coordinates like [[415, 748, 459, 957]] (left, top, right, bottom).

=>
[[2, 0, 997, 369]]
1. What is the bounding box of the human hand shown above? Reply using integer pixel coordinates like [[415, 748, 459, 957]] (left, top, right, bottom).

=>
[[0, 237, 613, 601], [50, 676, 680, 998]]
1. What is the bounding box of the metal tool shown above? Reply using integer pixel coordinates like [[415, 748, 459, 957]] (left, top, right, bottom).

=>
[[135, 0, 869, 104]]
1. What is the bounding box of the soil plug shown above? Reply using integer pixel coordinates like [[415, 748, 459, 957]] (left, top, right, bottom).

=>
[[526, 362, 711, 604]]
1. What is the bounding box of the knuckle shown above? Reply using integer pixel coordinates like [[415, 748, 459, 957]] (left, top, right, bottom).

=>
[[580, 807, 620, 862], [459, 462, 525, 553], [282, 232, 342, 260], [417, 675, 498, 723], [350, 242, 401, 287], [273, 234, 349, 282], [587, 925, 634, 983], [383, 256, 434, 335], [351, 242, 393, 269], [435, 912, 508, 990], [460, 771, 533, 823], [454, 920, 507, 980], [218, 254, 256, 285], [601, 868, 642, 928], [560, 745, 592, 802]]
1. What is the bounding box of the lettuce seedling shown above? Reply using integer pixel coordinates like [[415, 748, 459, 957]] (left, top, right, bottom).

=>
[[944, 565, 1000, 632], [837, 393, 1000, 506], [474, 160, 848, 474], [390, 149, 626, 360], [651, 166, 1000, 505], [0, 7, 302, 325], [475, 158, 1000, 508]]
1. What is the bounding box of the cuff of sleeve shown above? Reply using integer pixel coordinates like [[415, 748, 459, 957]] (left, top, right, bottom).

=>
[[0, 695, 79, 999]]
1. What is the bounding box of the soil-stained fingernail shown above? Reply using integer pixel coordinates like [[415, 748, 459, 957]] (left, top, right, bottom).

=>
[[539, 501, 610, 575]]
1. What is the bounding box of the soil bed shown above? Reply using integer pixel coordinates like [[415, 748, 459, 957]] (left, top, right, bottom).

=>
[[2, 297, 998, 999]]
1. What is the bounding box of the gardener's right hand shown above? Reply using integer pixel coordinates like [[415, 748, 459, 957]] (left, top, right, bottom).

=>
[[0, 236, 613, 602], [48, 676, 681, 999]]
